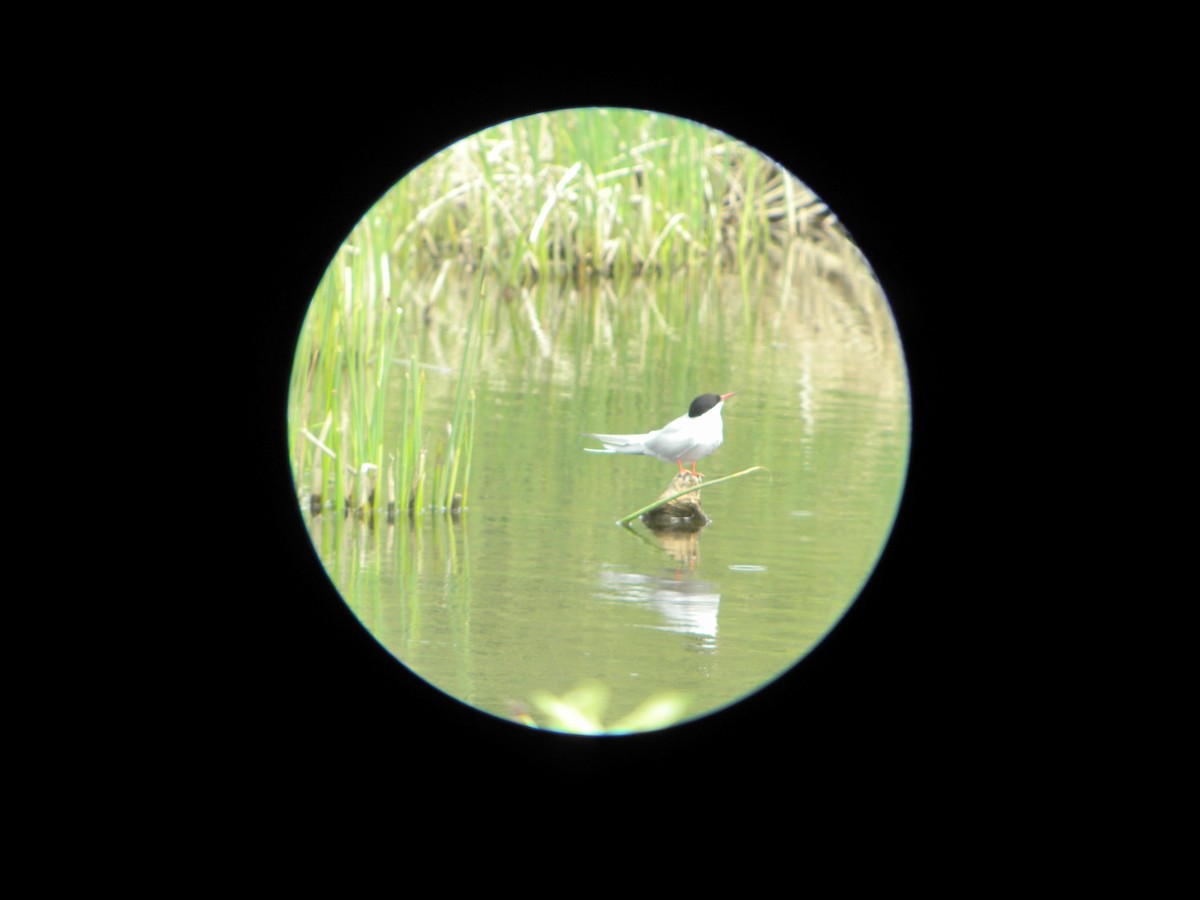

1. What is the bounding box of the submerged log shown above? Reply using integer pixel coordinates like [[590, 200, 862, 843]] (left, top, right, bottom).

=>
[[643, 471, 708, 530]]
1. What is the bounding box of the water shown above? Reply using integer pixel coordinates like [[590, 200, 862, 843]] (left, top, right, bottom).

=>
[[297, 266, 909, 733]]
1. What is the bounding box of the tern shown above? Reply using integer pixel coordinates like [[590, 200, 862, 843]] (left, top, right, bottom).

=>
[[584, 392, 736, 476]]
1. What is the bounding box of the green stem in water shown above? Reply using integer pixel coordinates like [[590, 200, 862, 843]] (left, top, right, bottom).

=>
[[615, 466, 767, 526]]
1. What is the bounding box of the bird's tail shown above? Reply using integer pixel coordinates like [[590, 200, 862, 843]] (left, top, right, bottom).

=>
[[582, 432, 648, 455]]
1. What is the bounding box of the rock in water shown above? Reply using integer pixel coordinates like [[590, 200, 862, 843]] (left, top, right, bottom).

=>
[[644, 471, 708, 529]]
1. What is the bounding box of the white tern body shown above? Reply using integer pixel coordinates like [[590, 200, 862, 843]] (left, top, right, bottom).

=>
[[584, 392, 735, 475]]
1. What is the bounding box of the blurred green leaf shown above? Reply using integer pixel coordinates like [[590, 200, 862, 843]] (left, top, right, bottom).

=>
[[527, 681, 690, 734]]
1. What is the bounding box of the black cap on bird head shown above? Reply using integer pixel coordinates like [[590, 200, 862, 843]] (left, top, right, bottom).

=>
[[688, 392, 735, 417]]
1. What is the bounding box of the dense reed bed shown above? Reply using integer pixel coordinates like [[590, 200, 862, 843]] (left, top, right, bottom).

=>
[[289, 108, 881, 517]]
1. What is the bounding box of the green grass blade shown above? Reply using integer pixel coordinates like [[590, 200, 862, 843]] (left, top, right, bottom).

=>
[[615, 466, 767, 526]]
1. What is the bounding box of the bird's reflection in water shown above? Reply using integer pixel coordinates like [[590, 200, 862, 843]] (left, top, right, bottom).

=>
[[595, 565, 720, 650]]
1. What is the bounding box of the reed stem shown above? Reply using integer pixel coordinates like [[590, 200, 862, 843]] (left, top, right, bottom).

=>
[[616, 466, 767, 526]]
